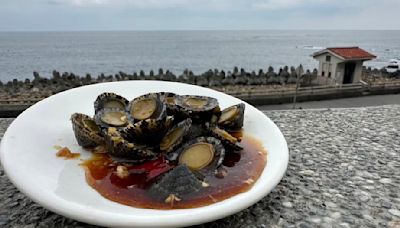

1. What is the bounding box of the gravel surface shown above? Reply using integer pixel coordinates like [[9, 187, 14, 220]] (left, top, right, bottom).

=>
[[1, 106, 400, 228]]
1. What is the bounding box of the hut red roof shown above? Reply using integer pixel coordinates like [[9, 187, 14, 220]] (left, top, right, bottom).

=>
[[313, 47, 376, 60]]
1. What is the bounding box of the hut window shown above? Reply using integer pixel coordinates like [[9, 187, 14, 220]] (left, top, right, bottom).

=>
[[328, 72, 332, 77], [326, 56, 331, 62], [322, 71, 325, 76]]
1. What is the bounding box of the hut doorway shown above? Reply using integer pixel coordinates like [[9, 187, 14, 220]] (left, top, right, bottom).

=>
[[343, 62, 356, 84]]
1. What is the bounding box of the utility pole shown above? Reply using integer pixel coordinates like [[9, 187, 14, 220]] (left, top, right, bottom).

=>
[[293, 64, 304, 109]]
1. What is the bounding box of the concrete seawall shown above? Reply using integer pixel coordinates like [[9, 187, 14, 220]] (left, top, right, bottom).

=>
[[238, 83, 400, 105], [0, 67, 399, 117], [1, 81, 399, 117]]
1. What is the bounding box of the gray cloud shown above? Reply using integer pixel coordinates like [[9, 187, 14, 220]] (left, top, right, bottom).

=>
[[0, 0, 399, 30]]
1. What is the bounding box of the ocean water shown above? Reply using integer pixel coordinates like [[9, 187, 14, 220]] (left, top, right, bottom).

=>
[[0, 30, 399, 82]]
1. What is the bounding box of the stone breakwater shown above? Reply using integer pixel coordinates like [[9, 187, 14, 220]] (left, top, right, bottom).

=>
[[0, 66, 317, 103], [0, 66, 399, 105]]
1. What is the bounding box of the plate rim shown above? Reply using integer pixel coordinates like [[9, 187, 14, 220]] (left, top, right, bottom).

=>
[[0, 80, 289, 227]]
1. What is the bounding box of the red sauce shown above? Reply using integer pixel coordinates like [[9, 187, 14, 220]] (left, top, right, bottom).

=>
[[81, 135, 267, 209], [56, 147, 80, 159]]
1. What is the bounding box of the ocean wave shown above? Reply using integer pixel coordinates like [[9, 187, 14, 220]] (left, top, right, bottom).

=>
[[301, 45, 325, 50]]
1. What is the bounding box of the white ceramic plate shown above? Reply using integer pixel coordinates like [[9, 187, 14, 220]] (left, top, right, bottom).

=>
[[0, 81, 288, 228]]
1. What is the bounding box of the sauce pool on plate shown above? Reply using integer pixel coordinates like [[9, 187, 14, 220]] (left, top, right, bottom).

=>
[[81, 135, 267, 209]]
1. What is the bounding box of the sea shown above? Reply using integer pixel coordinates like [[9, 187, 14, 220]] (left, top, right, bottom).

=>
[[0, 30, 399, 82]]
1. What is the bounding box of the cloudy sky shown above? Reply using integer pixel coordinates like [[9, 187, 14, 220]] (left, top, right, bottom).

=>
[[0, 0, 399, 31]]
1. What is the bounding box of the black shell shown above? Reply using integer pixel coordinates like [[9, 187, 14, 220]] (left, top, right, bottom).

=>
[[168, 136, 225, 174], [126, 93, 166, 123], [124, 116, 174, 145], [104, 127, 157, 162], [185, 123, 210, 141], [175, 95, 220, 122], [94, 108, 129, 130], [71, 113, 104, 148], [159, 92, 183, 118], [210, 127, 243, 151], [94, 92, 128, 114], [149, 164, 202, 201], [218, 103, 245, 130], [159, 92, 178, 109], [160, 118, 192, 153]]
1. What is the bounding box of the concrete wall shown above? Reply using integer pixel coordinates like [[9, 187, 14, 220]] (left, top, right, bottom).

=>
[[314, 54, 343, 85], [353, 61, 364, 83], [336, 62, 345, 84]]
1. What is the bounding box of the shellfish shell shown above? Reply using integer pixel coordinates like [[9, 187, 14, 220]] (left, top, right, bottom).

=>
[[126, 93, 166, 123], [104, 127, 157, 162], [175, 95, 220, 123], [218, 103, 245, 131], [71, 113, 104, 148], [94, 92, 128, 114], [168, 137, 225, 174], [160, 118, 192, 153], [94, 108, 129, 130]]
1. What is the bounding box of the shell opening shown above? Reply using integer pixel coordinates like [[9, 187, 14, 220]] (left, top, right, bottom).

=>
[[164, 97, 176, 105], [83, 119, 100, 133], [179, 143, 215, 170], [103, 100, 126, 110], [131, 98, 157, 120], [218, 106, 238, 124], [184, 97, 208, 108], [101, 111, 127, 126], [160, 127, 184, 151]]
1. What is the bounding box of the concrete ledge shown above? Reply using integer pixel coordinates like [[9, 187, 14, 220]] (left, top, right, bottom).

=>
[[0, 104, 32, 118], [1, 83, 400, 117], [239, 84, 400, 106]]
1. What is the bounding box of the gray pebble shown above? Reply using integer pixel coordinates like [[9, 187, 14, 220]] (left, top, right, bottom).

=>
[[389, 209, 400, 217], [282, 202, 293, 208], [379, 178, 392, 184], [381, 201, 392, 209]]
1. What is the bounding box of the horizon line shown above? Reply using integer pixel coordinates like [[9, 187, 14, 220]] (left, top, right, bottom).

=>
[[1, 29, 400, 33]]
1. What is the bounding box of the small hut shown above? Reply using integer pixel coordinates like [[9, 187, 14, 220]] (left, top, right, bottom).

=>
[[312, 47, 376, 85]]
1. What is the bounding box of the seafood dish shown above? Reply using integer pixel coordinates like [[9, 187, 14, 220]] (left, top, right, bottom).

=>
[[70, 92, 267, 209]]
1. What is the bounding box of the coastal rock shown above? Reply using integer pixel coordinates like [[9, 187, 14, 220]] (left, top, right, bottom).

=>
[[287, 66, 297, 84], [222, 72, 234, 85], [259, 69, 267, 84]]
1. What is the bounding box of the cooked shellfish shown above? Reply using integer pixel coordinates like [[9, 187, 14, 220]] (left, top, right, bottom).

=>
[[126, 93, 166, 122], [124, 116, 174, 145], [94, 92, 128, 114], [185, 123, 209, 141], [210, 127, 243, 151], [159, 92, 184, 121], [104, 127, 157, 162], [169, 137, 225, 173], [176, 95, 220, 122], [160, 118, 192, 153], [159, 92, 178, 108], [71, 113, 104, 148], [218, 103, 245, 130], [94, 108, 129, 129]]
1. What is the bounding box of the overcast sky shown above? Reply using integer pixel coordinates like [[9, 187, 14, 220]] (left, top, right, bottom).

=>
[[1, 0, 399, 31]]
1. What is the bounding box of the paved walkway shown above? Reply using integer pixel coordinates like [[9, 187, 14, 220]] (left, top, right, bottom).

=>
[[258, 94, 400, 110], [0, 105, 400, 227]]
